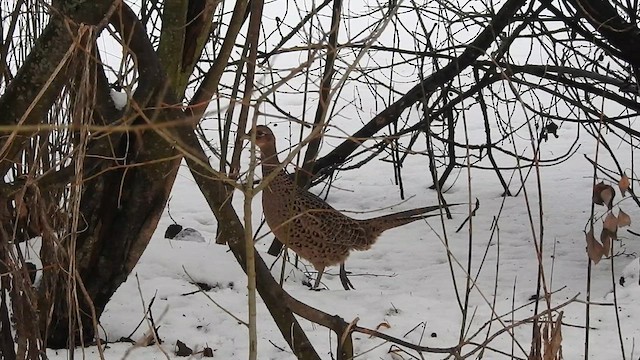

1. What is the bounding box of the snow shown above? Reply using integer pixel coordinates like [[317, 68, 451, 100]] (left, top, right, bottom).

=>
[[172, 228, 206, 243], [34, 1, 640, 358], [41, 118, 640, 359], [109, 89, 128, 110]]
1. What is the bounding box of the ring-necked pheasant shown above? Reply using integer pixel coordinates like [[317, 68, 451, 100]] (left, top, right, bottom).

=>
[[248, 125, 452, 290]]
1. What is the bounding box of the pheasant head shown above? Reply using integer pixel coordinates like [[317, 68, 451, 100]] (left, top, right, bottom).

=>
[[246, 125, 279, 167]]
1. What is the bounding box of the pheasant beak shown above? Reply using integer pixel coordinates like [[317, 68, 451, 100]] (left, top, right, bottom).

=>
[[241, 131, 261, 152], [240, 132, 252, 141]]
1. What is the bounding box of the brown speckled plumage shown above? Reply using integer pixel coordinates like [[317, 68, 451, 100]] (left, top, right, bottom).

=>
[[250, 125, 447, 290]]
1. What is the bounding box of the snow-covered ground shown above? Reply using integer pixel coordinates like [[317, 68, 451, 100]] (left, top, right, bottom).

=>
[[39, 118, 640, 359], [31, 1, 639, 358]]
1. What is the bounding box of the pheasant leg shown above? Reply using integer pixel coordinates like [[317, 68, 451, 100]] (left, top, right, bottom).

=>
[[339, 263, 355, 290], [312, 267, 325, 290]]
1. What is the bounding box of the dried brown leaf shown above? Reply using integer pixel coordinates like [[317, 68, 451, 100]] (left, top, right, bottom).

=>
[[585, 228, 595, 245], [388, 348, 406, 360], [592, 182, 607, 205], [601, 187, 615, 210], [370, 321, 391, 338], [543, 314, 563, 360], [619, 174, 630, 196], [600, 229, 614, 257], [175, 340, 192, 357], [603, 212, 618, 232], [618, 209, 631, 227], [593, 182, 616, 209], [203, 347, 214, 357], [585, 229, 604, 264]]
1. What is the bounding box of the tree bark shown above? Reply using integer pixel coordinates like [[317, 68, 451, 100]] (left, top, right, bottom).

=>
[[37, 3, 182, 348]]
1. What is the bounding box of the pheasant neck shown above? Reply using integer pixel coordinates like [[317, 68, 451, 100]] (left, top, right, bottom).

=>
[[259, 144, 281, 175]]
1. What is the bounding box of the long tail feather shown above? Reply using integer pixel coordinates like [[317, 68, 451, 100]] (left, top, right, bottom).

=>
[[361, 203, 460, 238]]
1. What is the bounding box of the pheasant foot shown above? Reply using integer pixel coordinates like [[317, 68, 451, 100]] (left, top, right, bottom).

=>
[[339, 263, 355, 290]]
